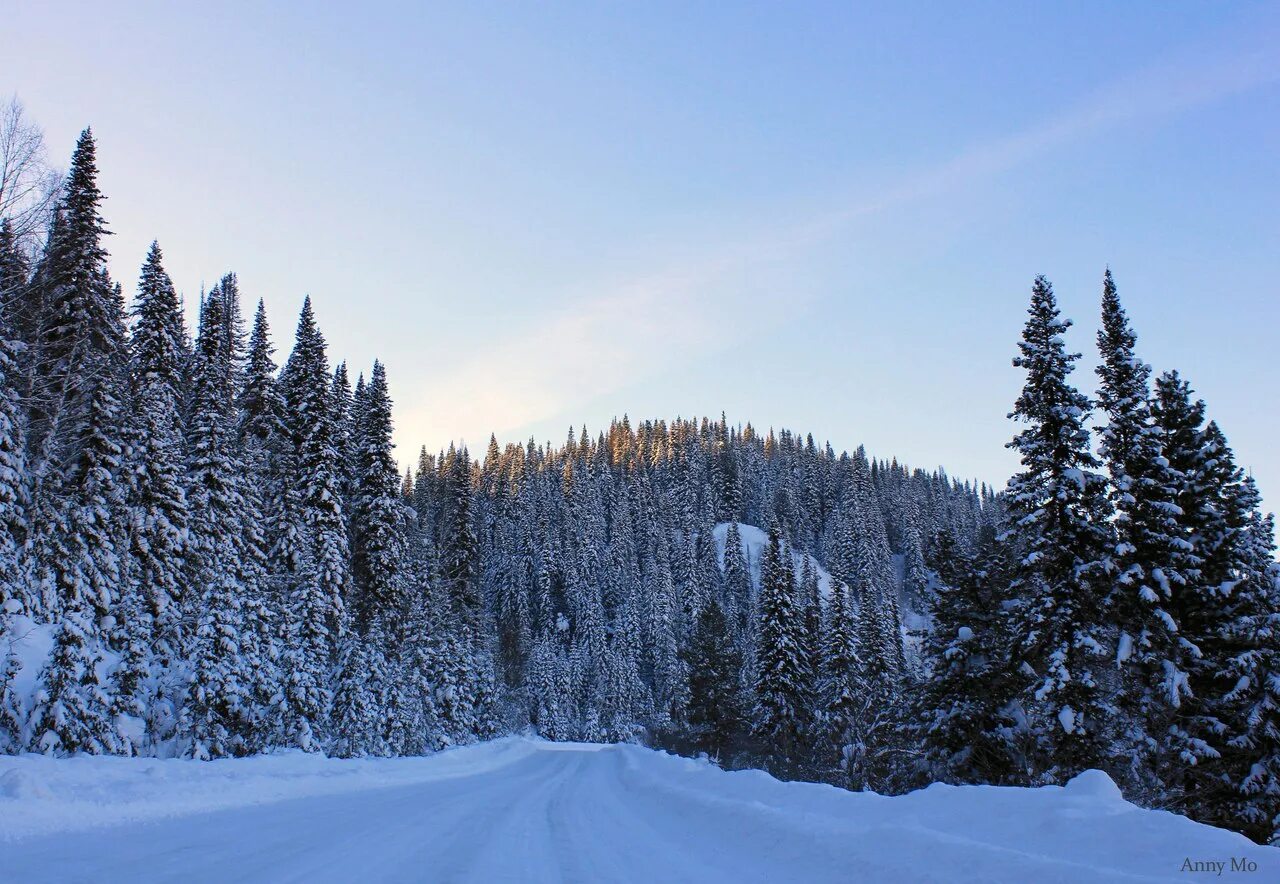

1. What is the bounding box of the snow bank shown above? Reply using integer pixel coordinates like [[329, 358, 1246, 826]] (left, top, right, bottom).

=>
[[0, 737, 542, 841], [611, 746, 1276, 882], [2, 738, 1274, 882]]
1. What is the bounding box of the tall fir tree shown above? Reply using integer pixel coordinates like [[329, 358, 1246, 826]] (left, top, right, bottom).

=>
[[1209, 475, 1280, 843], [181, 288, 276, 758], [1093, 269, 1192, 795], [0, 303, 29, 752], [820, 578, 871, 789], [682, 597, 747, 760], [125, 244, 190, 663], [0, 310, 30, 616], [753, 523, 811, 775], [277, 297, 348, 749], [349, 361, 410, 637], [914, 529, 1018, 785], [1003, 275, 1117, 781], [27, 130, 128, 483]]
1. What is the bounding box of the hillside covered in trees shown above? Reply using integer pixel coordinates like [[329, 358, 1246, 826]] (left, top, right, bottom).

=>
[[0, 127, 1277, 846]]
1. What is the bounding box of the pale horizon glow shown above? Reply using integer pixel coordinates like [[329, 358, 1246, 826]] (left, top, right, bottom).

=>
[[3, 2, 1278, 510]]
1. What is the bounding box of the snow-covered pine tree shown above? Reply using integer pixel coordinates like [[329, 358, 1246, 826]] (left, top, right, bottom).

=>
[[0, 308, 30, 617], [330, 360, 355, 522], [753, 522, 811, 775], [819, 578, 869, 789], [26, 372, 127, 754], [339, 360, 410, 751], [442, 446, 499, 739], [0, 308, 28, 751], [129, 242, 188, 400], [208, 272, 245, 387], [392, 575, 446, 754], [28, 605, 118, 755], [0, 219, 32, 339], [682, 596, 747, 760], [1093, 269, 1191, 796], [125, 243, 189, 665], [26, 130, 124, 472], [647, 513, 688, 731], [331, 624, 381, 758], [350, 361, 410, 637], [1003, 275, 1117, 782], [914, 528, 1018, 785], [1208, 474, 1280, 843], [239, 299, 285, 459], [0, 626, 21, 752], [276, 297, 348, 750], [181, 288, 276, 758], [1150, 371, 1223, 795], [722, 521, 751, 636], [1147, 402, 1280, 843], [108, 576, 152, 755], [797, 554, 823, 720], [26, 129, 131, 626]]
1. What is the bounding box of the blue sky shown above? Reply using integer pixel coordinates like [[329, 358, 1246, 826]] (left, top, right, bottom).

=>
[[4, 1, 1278, 507]]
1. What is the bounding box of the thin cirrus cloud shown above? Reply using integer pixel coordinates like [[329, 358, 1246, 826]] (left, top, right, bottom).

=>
[[397, 20, 1280, 457], [403, 262, 746, 452]]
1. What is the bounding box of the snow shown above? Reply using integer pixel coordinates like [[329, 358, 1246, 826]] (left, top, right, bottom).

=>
[[1059, 705, 1077, 734], [957, 626, 974, 641], [2, 738, 1275, 883], [713, 522, 838, 600], [1117, 633, 1134, 664], [1062, 467, 1085, 490], [3, 614, 57, 702]]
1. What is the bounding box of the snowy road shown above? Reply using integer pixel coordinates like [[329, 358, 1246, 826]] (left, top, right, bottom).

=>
[[2, 739, 1276, 883]]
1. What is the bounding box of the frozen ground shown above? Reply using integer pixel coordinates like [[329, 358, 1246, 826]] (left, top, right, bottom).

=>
[[1, 738, 1275, 883]]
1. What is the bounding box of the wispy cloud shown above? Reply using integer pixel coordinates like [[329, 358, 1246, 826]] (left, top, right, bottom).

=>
[[401, 259, 755, 450], [799, 26, 1280, 240], [397, 20, 1280, 454]]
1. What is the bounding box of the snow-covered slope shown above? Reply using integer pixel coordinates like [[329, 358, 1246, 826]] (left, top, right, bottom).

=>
[[713, 521, 837, 599], [2, 738, 1274, 883]]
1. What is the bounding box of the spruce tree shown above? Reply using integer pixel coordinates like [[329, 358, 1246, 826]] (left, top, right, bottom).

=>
[[27, 130, 128, 480], [277, 297, 348, 749], [915, 529, 1018, 784], [28, 606, 118, 755], [125, 244, 189, 662], [1210, 475, 1280, 843], [331, 627, 380, 758], [1003, 275, 1116, 781], [239, 299, 285, 455], [0, 317, 30, 616], [753, 523, 811, 775], [129, 242, 187, 398], [108, 578, 152, 755], [181, 289, 276, 758], [683, 597, 746, 760], [0, 620, 22, 752], [1094, 270, 1192, 794], [820, 579, 871, 789], [0, 219, 31, 336], [722, 521, 751, 633], [1151, 371, 1221, 786], [350, 361, 410, 637]]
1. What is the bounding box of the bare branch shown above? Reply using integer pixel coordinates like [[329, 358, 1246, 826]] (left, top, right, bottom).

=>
[[0, 95, 61, 257]]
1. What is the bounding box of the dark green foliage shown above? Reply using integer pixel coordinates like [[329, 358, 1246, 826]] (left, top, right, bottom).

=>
[[683, 598, 747, 759], [1003, 275, 1117, 780]]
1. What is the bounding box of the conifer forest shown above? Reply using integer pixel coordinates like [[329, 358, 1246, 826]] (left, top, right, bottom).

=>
[[2, 124, 1278, 849]]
